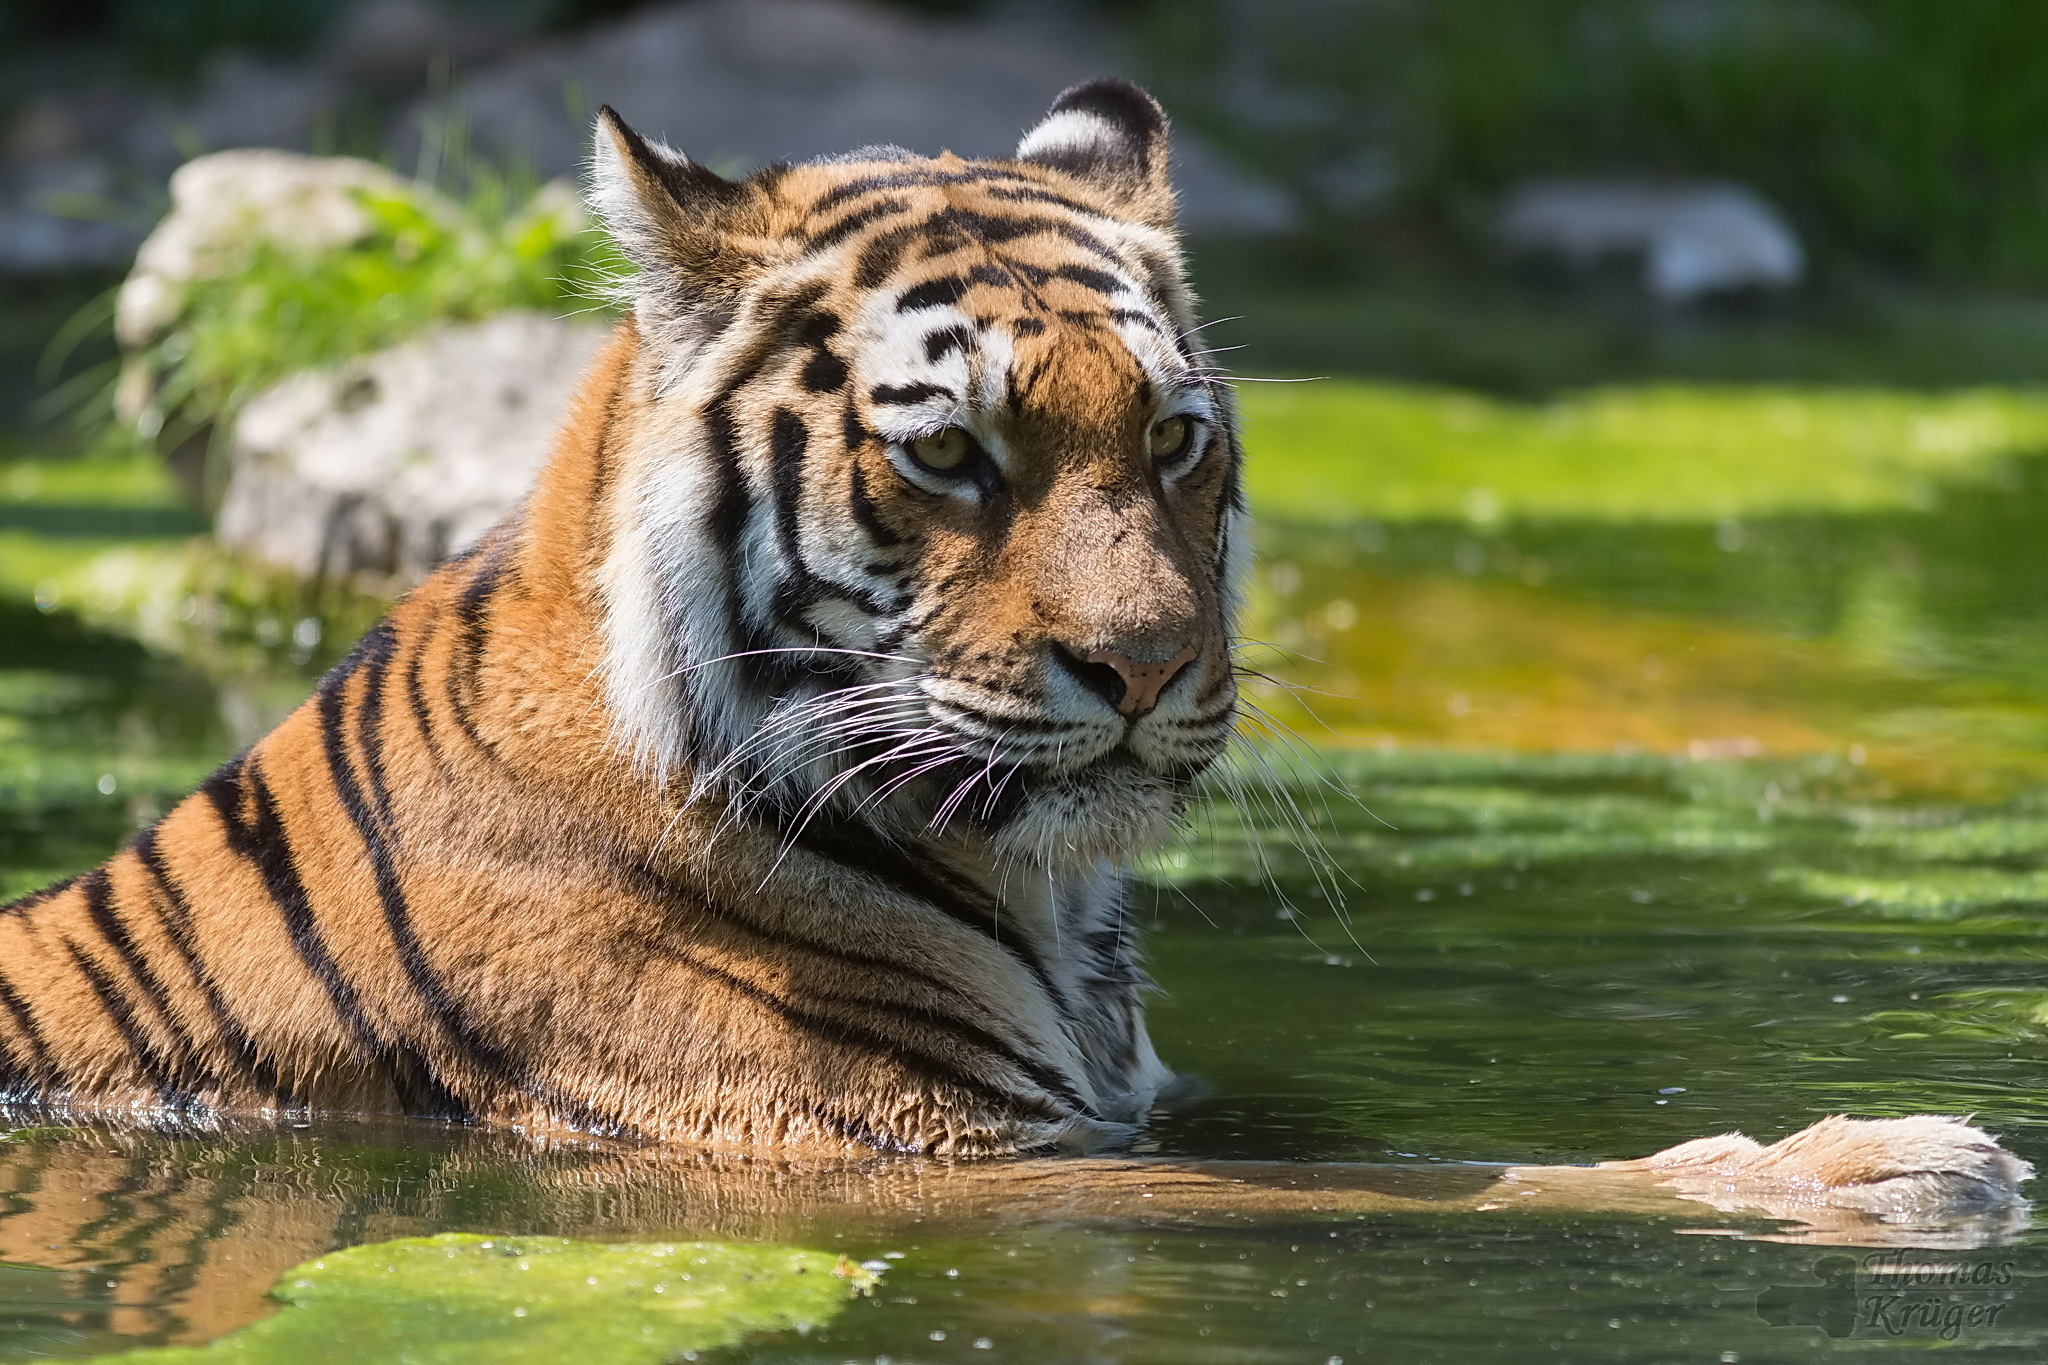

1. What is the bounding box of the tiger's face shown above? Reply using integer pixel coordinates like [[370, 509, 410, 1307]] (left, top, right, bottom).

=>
[[592, 81, 1243, 867]]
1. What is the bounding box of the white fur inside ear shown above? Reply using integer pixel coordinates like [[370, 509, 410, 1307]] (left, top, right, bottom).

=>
[[588, 128, 663, 267], [1016, 109, 1132, 165]]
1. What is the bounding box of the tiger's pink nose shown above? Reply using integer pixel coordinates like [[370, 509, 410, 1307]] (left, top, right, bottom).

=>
[[1084, 646, 1199, 718]]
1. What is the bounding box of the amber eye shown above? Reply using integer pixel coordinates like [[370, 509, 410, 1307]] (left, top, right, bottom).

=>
[[1149, 414, 1198, 463], [909, 427, 975, 472]]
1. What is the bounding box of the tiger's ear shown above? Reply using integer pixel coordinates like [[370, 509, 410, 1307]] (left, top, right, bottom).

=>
[[1015, 79, 1175, 231], [589, 106, 759, 323]]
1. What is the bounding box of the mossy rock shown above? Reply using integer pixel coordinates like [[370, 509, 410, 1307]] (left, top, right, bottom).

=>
[[100, 1233, 877, 1364]]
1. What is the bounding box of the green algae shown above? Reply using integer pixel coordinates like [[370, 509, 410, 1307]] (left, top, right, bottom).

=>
[[95, 1234, 875, 1365]]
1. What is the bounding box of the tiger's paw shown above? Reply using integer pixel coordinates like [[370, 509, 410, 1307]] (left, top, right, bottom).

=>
[[1600, 1114, 2032, 1217]]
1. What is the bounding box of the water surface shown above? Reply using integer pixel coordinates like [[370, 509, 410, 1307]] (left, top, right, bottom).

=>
[[4, 439, 2048, 1359]]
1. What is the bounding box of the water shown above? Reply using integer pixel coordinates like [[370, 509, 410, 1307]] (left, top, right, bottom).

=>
[[6, 453, 2048, 1360]]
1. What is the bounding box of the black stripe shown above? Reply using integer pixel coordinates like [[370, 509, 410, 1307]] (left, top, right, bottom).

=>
[[402, 625, 451, 774], [924, 325, 972, 362], [444, 546, 506, 758], [808, 166, 1045, 216], [927, 207, 1121, 263], [806, 196, 913, 251], [622, 861, 1095, 1118], [131, 825, 293, 1104], [1012, 317, 1046, 337], [657, 944, 1066, 1126], [847, 457, 900, 548], [63, 939, 179, 1104], [351, 621, 401, 829], [204, 755, 464, 1118], [319, 659, 620, 1132], [791, 819, 1077, 1026], [870, 382, 953, 405], [800, 350, 848, 393], [0, 966, 52, 1077], [1, 875, 77, 917], [896, 277, 969, 312], [78, 866, 201, 1072]]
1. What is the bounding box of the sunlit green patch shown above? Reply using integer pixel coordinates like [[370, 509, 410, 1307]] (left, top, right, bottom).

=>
[[1773, 866, 2048, 919], [1238, 382, 2048, 523], [1848, 811, 2048, 861], [95, 1233, 876, 1365]]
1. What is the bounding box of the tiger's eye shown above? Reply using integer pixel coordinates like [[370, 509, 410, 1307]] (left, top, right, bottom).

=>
[[910, 427, 973, 471], [1149, 414, 1196, 462]]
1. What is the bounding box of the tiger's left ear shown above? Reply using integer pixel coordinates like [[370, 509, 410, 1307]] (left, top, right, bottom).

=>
[[1015, 78, 1175, 231]]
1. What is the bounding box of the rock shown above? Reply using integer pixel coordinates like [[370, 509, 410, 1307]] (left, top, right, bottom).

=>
[[215, 312, 610, 588], [116, 149, 428, 351], [1497, 180, 1804, 302], [408, 0, 1294, 236]]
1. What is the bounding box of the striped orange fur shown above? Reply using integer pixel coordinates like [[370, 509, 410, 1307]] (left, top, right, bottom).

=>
[[0, 83, 2030, 1215]]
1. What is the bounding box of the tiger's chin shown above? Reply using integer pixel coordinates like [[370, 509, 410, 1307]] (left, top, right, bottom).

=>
[[974, 753, 1203, 869]]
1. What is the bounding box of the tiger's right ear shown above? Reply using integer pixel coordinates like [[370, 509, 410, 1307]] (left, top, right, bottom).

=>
[[589, 106, 758, 322]]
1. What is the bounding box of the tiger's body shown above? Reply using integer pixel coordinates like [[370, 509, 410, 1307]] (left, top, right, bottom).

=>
[[0, 81, 2029, 1223]]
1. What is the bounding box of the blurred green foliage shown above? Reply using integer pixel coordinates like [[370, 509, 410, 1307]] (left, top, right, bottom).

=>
[[1144, 0, 2048, 288], [129, 175, 616, 458]]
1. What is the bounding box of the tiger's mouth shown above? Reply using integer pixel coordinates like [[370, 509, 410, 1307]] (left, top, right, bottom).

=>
[[887, 738, 1214, 851]]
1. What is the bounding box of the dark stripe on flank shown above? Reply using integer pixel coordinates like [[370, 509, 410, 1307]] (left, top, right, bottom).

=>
[[350, 621, 401, 830], [63, 938, 179, 1104], [1, 875, 77, 917], [78, 866, 200, 1070], [131, 825, 292, 1103], [0, 967, 52, 1075], [317, 660, 616, 1132], [203, 755, 465, 1118], [445, 547, 506, 758]]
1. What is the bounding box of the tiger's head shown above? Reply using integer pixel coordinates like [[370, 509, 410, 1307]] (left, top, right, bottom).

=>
[[588, 80, 1243, 868]]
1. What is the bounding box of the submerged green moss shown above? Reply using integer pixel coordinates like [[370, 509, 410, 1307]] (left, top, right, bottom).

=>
[[97, 1234, 875, 1365]]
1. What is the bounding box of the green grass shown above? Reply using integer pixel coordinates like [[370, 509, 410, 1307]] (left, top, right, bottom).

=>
[[1237, 381, 2048, 523]]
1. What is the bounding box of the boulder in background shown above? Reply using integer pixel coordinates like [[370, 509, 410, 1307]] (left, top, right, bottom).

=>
[[216, 312, 609, 589]]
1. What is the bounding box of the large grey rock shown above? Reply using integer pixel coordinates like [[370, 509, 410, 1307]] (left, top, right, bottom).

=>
[[408, 0, 1294, 235], [1498, 180, 1804, 302], [216, 312, 609, 587]]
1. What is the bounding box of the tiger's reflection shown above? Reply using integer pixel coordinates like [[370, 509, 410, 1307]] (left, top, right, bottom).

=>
[[0, 1117, 2025, 1353]]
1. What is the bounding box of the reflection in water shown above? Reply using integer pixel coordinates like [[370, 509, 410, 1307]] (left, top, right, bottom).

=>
[[0, 1120, 2037, 1362]]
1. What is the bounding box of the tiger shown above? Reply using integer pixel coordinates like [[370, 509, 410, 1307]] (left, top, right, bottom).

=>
[[0, 79, 2026, 1224]]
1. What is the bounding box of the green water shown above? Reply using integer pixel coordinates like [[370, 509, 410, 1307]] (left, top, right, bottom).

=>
[[6, 433, 2048, 1361]]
